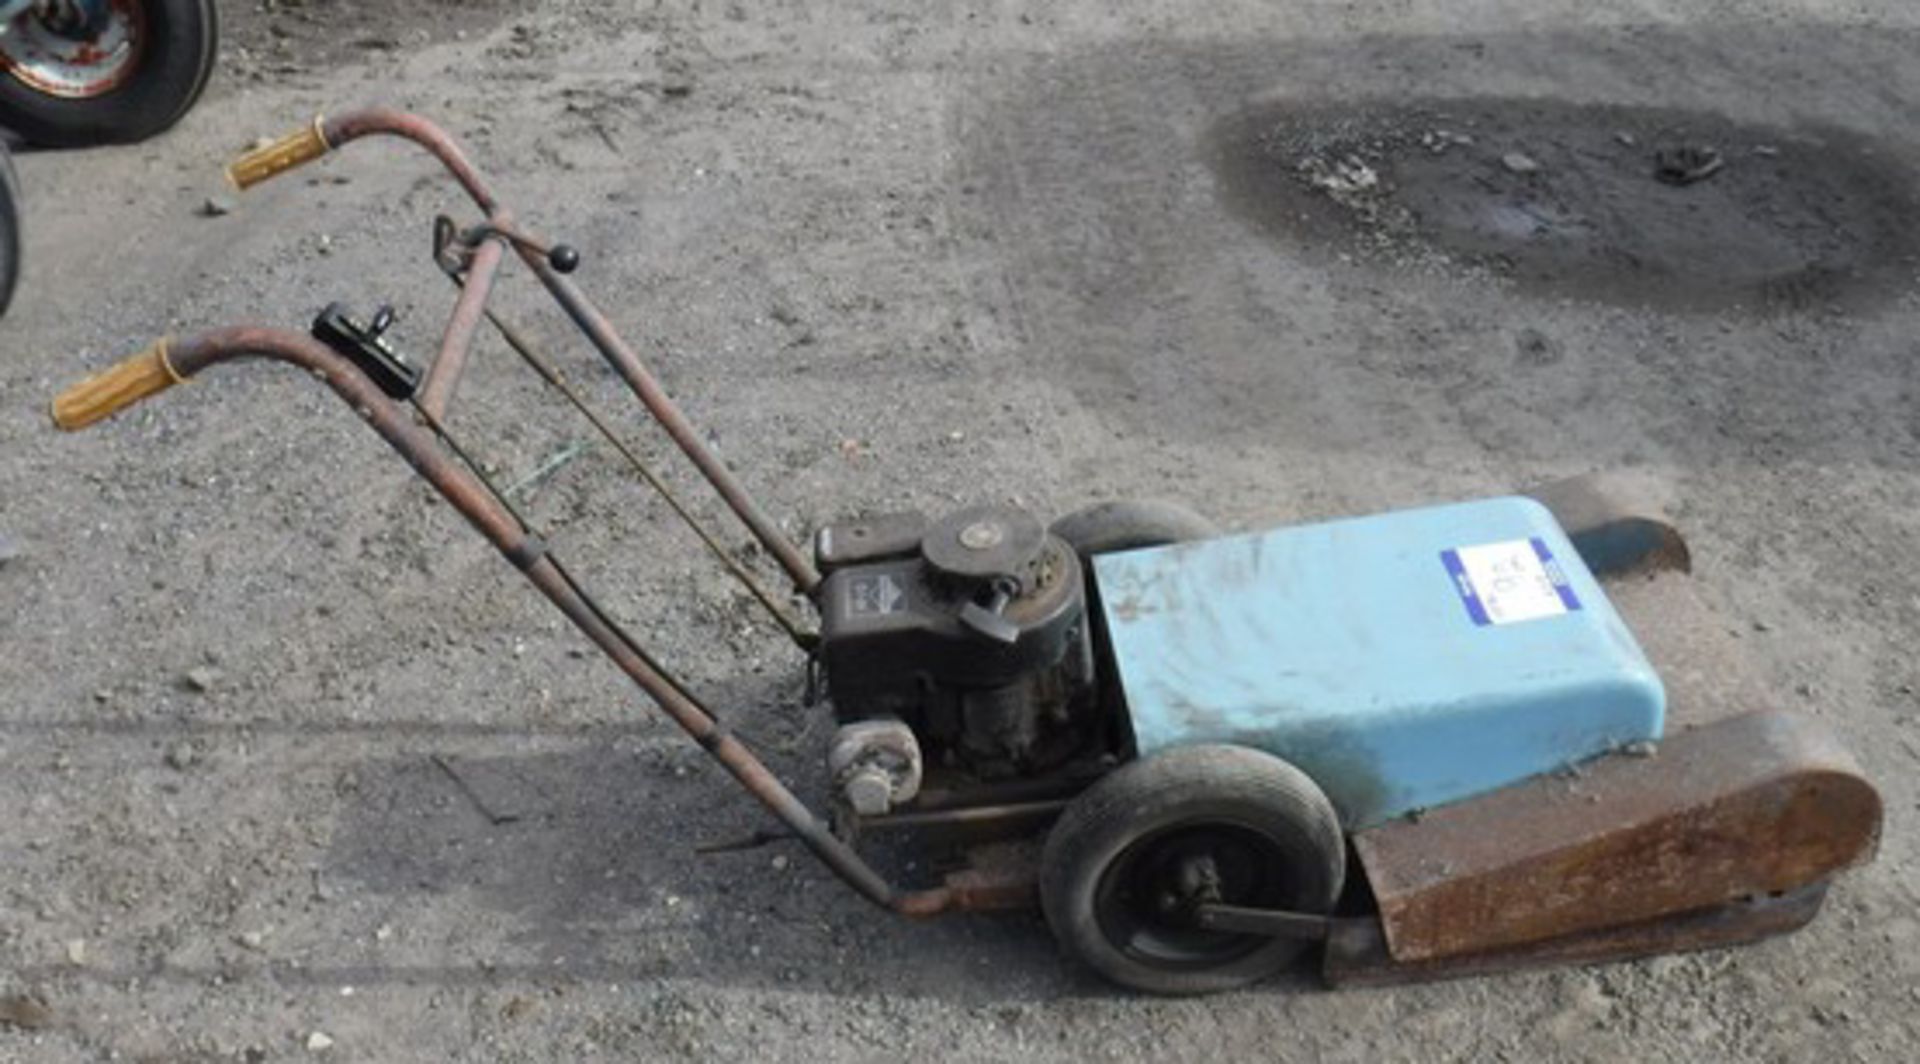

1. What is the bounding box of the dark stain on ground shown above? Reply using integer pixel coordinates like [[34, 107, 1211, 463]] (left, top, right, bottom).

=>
[[1207, 98, 1920, 313]]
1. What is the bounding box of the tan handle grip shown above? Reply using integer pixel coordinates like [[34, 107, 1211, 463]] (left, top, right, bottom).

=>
[[51, 341, 184, 431], [226, 116, 330, 190]]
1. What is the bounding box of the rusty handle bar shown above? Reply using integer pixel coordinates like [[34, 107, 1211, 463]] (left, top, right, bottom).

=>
[[48, 328, 950, 918], [225, 106, 820, 592], [419, 233, 507, 421], [227, 108, 500, 213]]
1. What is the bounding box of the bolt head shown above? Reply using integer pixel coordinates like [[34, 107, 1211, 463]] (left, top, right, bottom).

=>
[[958, 520, 1004, 550]]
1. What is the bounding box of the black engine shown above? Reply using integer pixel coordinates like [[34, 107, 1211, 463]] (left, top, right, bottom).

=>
[[814, 505, 1102, 782]]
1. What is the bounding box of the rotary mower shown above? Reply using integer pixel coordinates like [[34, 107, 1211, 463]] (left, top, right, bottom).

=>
[[51, 109, 1881, 994]]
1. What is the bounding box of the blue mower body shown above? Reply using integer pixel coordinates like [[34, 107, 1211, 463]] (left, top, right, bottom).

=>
[[1094, 496, 1665, 829]]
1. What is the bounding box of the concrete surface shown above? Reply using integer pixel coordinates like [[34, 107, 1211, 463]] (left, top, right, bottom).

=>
[[1, 0, 1916, 1060]]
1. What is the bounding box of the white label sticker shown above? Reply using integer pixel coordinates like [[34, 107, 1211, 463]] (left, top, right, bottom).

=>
[[1441, 537, 1581, 627]]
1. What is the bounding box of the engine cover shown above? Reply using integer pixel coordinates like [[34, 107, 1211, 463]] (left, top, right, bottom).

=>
[[1094, 495, 1665, 829], [814, 506, 1097, 778]]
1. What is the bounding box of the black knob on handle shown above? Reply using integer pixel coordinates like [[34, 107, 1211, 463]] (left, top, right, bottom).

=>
[[548, 244, 580, 273]]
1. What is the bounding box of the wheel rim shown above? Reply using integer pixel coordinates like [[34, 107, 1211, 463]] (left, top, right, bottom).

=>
[[0, 1, 146, 99], [1091, 819, 1300, 972]]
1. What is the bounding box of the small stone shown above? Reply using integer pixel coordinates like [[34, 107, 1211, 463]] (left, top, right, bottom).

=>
[[1646, 954, 1686, 980], [375, 924, 393, 941], [92, 689, 113, 704], [1568, 975, 1615, 1017], [1514, 328, 1562, 366], [184, 665, 223, 692], [1653, 145, 1725, 187], [200, 196, 234, 217], [1614, 131, 1638, 147], [305, 1031, 335, 1052], [1308, 156, 1378, 195], [235, 930, 266, 951], [65, 938, 87, 966], [1502, 151, 1541, 175], [1620, 740, 1657, 759], [770, 854, 790, 872], [165, 742, 198, 771], [660, 77, 694, 98], [1752, 145, 1780, 157], [0, 995, 53, 1030]]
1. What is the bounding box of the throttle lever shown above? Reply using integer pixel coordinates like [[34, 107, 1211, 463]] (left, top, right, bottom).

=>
[[311, 302, 420, 400], [959, 577, 1021, 645]]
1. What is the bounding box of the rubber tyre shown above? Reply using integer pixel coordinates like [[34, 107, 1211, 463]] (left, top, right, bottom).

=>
[[0, 0, 218, 147], [1041, 744, 1345, 995], [0, 143, 18, 318], [1049, 499, 1218, 557]]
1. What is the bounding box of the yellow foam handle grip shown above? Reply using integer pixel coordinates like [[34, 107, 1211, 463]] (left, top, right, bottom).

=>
[[226, 115, 330, 190], [51, 341, 183, 431]]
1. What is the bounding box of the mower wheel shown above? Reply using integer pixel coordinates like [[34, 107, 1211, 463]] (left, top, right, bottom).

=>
[[0, 0, 219, 147], [0, 143, 18, 318], [1040, 743, 1345, 995], [1049, 499, 1218, 558]]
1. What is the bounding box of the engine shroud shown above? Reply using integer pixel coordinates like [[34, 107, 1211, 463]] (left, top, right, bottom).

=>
[[814, 507, 1101, 778]]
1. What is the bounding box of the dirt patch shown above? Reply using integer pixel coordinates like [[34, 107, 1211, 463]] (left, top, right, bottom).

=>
[[223, 0, 532, 81], [1209, 98, 1920, 313]]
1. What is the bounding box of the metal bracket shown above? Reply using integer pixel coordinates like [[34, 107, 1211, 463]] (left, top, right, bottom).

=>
[[310, 302, 420, 400], [1189, 903, 1336, 941]]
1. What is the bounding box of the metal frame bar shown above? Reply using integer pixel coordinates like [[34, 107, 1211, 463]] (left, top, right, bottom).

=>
[[125, 109, 942, 917], [161, 327, 952, 917], [319, 107, 821, 593], [420, 233, 506, 420]]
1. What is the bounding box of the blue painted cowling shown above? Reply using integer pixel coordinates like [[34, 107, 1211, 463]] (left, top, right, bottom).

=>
[[1094, 496, 1664, 830]]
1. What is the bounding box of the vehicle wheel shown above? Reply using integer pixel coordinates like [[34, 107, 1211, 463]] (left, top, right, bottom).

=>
[[1049, 499, 1218, 557], [0, 143, 19, 318], [1040, 743, 1345, 995], [0, 0, 218, 147]]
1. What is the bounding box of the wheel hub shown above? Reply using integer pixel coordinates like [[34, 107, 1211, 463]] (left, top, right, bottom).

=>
[[0, 0, 144, 99], [1095, 822, 1294, 970], [1156, 853, 1225, 917]]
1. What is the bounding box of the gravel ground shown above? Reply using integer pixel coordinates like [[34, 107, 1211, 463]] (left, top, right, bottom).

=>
[[2, 0, 1917, 1060]]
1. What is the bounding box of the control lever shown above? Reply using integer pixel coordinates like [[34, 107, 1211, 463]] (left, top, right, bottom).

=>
[[310, 302, 421, 399], [959, 577, 1021, 645]]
